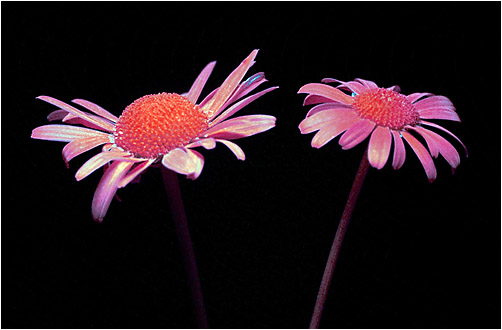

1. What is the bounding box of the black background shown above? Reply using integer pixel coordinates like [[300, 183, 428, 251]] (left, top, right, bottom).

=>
[[3, 2, 500, 329]]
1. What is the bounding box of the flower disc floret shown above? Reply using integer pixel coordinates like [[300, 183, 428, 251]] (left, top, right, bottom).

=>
[[114, 93, 209, 158], [352, 88, 420, 130]]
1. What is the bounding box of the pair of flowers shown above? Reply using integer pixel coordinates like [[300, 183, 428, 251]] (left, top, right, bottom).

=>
[[32, 49, 465, 222]]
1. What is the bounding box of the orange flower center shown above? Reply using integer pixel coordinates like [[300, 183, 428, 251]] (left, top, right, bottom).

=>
[[351, 88, 419, 130], [113, 93, 209, 159]]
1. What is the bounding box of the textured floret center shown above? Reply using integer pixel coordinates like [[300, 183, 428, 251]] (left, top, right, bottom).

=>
[[352, 88, 419, 130], [114, 93, 208, 158]]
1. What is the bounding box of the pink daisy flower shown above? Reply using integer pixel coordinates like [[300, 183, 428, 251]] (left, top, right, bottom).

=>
[[298, 78, 467, 181], [32, 50, 277, 222]]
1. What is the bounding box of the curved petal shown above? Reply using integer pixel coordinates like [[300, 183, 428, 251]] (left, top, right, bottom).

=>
[[186, 149, 205, 180], [338, 119, 376, 150], [32, 124, 110, 142], [367, 126, 392, 169], [161, 148, 197, 175], [117, 159, 155, 188], [216, 139, 245, 160], [413, 95, 455, 112], [321, 78, 367, 95], [310, 112, 361, 148], [92, 160, 134, 222], [407, 92, 433, 104], [202, 50, 258, 118], [306, 103, 351, 117], [303, 94, 339, 106], [186, 137, 217, 150], [420, 120, 467, 156], [299, 108, 355, 134], [354, 78, 378, 89], [221, 72, 268, 110], [62, 135, 111, 165], [411, 126, 461, 169], [298, 83, 353, 104], [47, 109, 69, 121], [72, 99, 119, 123], [186, 61, 216, 104], [204, 115, 276, 140], [401, 131, 437, 182], [418, 108, 460, 122], [210, 86, 278, 125], [75, 150, 138, 181], [391, 130, 406, 170], [37, 96, 115, 132]]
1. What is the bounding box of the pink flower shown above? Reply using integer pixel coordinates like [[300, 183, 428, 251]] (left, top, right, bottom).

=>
[[32, 50, 277, 222], [298, 78, 467, 181]]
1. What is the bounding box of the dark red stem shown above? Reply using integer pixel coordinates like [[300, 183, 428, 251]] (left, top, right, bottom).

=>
[[309, 149, 370, 329], [161, 167, 208, 328]]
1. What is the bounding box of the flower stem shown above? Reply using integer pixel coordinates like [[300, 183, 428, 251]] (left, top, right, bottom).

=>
[[309, 148, 370, 329], [161, 167, 208, 329]]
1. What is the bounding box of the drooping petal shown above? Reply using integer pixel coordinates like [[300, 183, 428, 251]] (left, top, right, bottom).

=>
[[391, 130, 406, 170], [204, 115, 276, 140], [31, 124, 110, 142], [418, 108, 461, 122], [401, 131, 437, 182], [310, 113, 361, 148], [62, 135, 111, 165], [298, 83, 353, 104], [72, 99, 119, 123], [186, 137, 217, 150], [299, 108, 356, 134], [215, 139, 245, 160], [367, 126, 392, 169], [210, 86, 278, 126], [408, 126, 439, 157], [413, 95, 455, 112], [92, 160, 134, 222], [47, 109, 69, 121], [202, 50, 258, 118], [186, 149, 205, 180], [75, 150, 137, 181], [186, 61, 216, 104], [338, 119, 376, 150], [117, 159, 155, 188], [421, 120, 468, 156], [411, 126, 460, 169], [37, 96, 115, 132], [161, 148, 197, 175]]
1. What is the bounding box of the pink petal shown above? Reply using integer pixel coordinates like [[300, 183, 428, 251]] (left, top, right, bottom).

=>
[[306, 103, 351, 117], [204, 115, 276, 140], [221, 72, 268, 110], [299, 108, 355, 134], [391, 131, 406, 170], [354, 78, 378, 89], [407, 92, 433, 104], [62, 135, 111, 165], [75, 151, 137, 181], [92, 160, 134, 222], [367, 126, 392, 169], [420, 120, 468, 156], [202, 50, 258, 118], [210, 86, 278, 125], [161, 148, 197, 175], [117, 159, 155, 188], [338, 119, 375, 150], [321, 78, 367, 95], [408, 126, 439, 158], [215, 139, 245, 160], [303, 94, 338, 106], [411, 126, 460, 169], [63, 113, 116, 131], [31, 124, 110, 142], [72, 99, 119, 123], [186, 137, 217, 150], [401, 131, 437, 182], [37, 96, 115, 132], [298, 83, 353, 104], [186, 149, 205, 180], [310, 113, 361, 148], [418, 108, 461, 122], [413, 95, 455, 112], [47, 109, 69, 121], [186, 61, 216, 104]]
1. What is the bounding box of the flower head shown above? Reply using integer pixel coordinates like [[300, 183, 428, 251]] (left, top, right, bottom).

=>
[[32, 50, 277, 222], [298, 78, 466, 181]]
